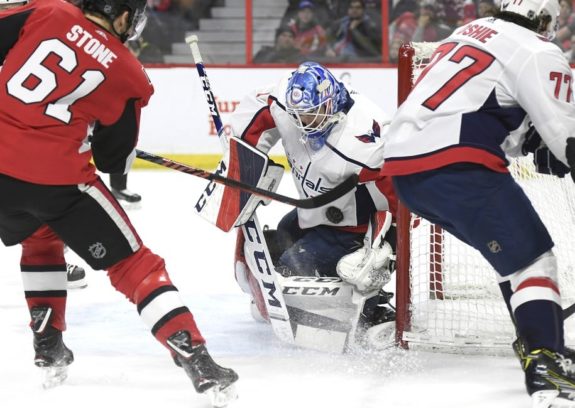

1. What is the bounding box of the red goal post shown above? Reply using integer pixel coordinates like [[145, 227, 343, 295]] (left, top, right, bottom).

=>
[[394, 42, 575, 353]]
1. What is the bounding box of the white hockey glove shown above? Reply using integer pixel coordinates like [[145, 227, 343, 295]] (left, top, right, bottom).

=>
[[336, 240, 394, 294]]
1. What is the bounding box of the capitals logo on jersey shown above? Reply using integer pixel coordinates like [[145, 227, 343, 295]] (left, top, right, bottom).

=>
[[355, 120, 381, 144]]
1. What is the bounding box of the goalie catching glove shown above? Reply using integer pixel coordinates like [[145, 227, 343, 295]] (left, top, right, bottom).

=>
[[336, 241, 393, 294], [336, 215, 395, 294]]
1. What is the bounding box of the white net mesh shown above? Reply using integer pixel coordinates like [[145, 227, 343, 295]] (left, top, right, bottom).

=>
[[400, 42, 575, 352]]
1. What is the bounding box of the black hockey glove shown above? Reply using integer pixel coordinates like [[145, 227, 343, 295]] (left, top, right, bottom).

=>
[[521, 125, 542, 155], [533, 147, 570, 178], [522, 126, 569, 178], [566, 138, 575, 182]]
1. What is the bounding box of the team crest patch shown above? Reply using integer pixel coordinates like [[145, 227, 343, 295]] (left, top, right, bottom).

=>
[[89, 242, 107, 259], [355, 120, 381, 143]]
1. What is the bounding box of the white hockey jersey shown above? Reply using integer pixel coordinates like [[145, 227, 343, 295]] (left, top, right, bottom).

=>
[[381, 17, 575, 176], [229, 76, 395, 230]]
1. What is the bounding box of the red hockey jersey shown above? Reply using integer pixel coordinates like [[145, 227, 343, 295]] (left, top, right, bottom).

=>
[[0, 0, 153, 185]]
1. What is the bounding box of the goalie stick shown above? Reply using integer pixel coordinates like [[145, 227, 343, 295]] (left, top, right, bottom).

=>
[[186, 34, 224, 139], [186, 36, 295, 344], [135, 149, 358, 209]]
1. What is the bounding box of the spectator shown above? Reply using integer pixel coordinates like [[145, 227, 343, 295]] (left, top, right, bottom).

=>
[[458, 0, 477, 25], [389, 0, 418, 22], [477, 0, 498, 18], [287, 0, 328, 57], [388, 9, 417, 62], [254, 26, 302, 63], [411, 0, 453, 43], [563, 33, 575, 63], [555, 0, 575, 51], [281, 0, 336, 27], [325, 0, 382, 62], [143, 0, 214, 54], [439, 0, 465, 28]]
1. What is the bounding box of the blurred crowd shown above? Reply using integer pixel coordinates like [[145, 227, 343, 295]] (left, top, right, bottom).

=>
[[134, 0, 575, 64]]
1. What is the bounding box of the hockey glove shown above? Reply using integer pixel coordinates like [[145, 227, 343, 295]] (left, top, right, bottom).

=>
[[521, 125, 542, 155], [522, 126, 569, 178], [567, 137, 575, 183], [533, 146, 570, 178], [336, 241, 394, 294]]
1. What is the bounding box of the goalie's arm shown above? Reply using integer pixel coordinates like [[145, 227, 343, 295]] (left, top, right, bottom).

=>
[[231, 87, 282, 154]]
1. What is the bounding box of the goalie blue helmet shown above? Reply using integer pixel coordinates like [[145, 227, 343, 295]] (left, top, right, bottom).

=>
[[82, 0, 147, 42], [285, 62, 348, 150]]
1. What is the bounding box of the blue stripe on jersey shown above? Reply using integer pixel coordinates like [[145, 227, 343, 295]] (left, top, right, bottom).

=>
[[460, 89, 526, 159], [325, 142, 378, 171]]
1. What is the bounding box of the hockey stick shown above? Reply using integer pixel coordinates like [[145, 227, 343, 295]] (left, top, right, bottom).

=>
[[564, 303, 575, 320], [186, 35, 225, 139], [136, 149, 357, 209], [186, 36, 296, 344]]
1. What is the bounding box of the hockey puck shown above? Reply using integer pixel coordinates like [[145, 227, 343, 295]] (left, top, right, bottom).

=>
[[325, 206, 344, 224]]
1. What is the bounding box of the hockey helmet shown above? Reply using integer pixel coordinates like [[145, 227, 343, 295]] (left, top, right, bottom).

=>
[[82, 0, 147, 42], [285, 61, 347, 150], [500, 0, 560, 39]]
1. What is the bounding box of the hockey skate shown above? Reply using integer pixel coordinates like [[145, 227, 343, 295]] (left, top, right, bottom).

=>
[[523, 348, 575, 408], [514, 337, 575, 363], [66, 264, 87, 289], [361, 290, 397, 350], [112, 188, 142, 210], [168, 331, 238, 407], [31, 307, 74, 389]]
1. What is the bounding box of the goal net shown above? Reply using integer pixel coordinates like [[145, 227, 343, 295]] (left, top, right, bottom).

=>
[[394, 42, 575, 353]]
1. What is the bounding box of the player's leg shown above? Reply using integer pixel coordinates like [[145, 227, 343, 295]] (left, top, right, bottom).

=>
[[393, 164, 574, 402], [20, 225, 75, 386], [45, 177, 237, 397], [110, 172, 141, 204], [0, 176, 74, 387], [277, 225, 365, 277], [233, 228, 270, 322]]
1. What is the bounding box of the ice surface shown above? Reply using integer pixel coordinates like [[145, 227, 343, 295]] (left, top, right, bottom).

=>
[[0, 170, 532, 408]]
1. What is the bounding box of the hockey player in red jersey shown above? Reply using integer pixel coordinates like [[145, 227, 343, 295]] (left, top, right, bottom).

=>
[[0, 0, 237, 403], [0, 0, 89, 290], [381, 0, 575, 405]]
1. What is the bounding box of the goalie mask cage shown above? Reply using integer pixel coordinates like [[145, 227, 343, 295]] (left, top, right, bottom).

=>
[[395, 42, 575, 353]]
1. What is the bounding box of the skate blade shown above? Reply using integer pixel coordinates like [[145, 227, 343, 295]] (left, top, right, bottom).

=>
[[207, 383, 238, 408], [118, 201, 142, 211], [41, 366, 68, 389], [67, 279, 88, 290]]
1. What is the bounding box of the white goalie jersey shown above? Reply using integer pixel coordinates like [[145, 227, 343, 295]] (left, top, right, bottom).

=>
[[382, 17, 575, 177], [229, 75, 396, 229]]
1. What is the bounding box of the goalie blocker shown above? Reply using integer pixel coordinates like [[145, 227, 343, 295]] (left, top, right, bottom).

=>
[[194, 136, 284, 232]]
